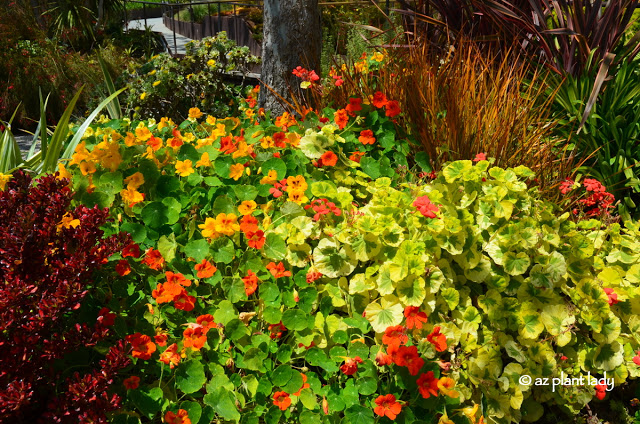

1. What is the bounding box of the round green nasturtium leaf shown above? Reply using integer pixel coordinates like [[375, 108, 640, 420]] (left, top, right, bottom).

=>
[[176, 360, 207, 394], [262, 157, 287, 179], [343, 404, 373, 424], [271, 364, 294, 386], [356, 376, 377, 395], [299, 389, 317, 410], [141, 201, 169, 228], [442, 160, 473, 183], [120, 222, 147, 244], [183, 238, 210, 262], [300, 411, 322, 424], [179, 401, 202, 424], [214, 300, 236, 325], [263, 306, 283, 324], [310, 181, 338, 200], [97, 171, 123, 195], [129, 387, 164, 419]]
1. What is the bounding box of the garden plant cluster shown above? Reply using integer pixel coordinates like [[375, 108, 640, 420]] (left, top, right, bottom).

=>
[[2, 5, 640, 424]]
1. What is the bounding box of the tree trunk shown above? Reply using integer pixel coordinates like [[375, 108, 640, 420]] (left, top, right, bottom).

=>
[[259, 0, 322, 117]]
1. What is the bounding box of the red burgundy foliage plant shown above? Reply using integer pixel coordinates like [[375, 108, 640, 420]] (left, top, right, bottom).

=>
[[0, 171, 131, 423]]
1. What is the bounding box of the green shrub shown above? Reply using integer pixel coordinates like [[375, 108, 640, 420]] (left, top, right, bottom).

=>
[[120, 32, 260, 121]]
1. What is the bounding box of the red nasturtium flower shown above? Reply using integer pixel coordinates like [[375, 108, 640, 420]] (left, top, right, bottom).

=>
[[164, 409, 191, 424], [358, 129, 376, 145], [374, 394, 402, 420], [349, 151, 365, 163], [159, 343, 181, 369], [393, 346, 425, 376], [142, 248, 165, 270], [319, 151, 338, 167], [125, 333, 156, 360], [152, 281, 183, 304], [632, 351, 640, 366], [123, 376, 140, 390], [382, 325, 408, 349], [404, 306, 428, 329], [154, 332, 168, 347], [293, 373, 310, 396], [416, 372, 439, 399], [268, 321, 287, 339], [266, 262, 292, 278], [372, 91, 388, 108], [427, 326, 447, 352], [122, 242, 141, 258], [385, 100, 401, 118], [115, 259, 131, 276], [306, 268, 323, 284], [345, 97, 363, 116], [246, 230, 266, 249], [172, 290, 196, 311], [243, 270, 259, 296], [183, 324, 208, 351], [413, 195, 439, 218], [195, 259, 217, 279], [340, 356, 363, 376], [334, 108, 349, 130], [273, 391, 291, 411]]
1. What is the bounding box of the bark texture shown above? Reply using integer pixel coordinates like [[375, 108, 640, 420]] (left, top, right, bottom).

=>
[[259, 0, 322, 116]]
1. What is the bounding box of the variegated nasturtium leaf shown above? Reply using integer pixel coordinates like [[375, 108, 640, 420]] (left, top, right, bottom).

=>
[[350, 233, 381, 261], [541, 304, 575, 346], [592, 341, 624, 371], [364, 296, 404, 333], [518, 305, 544, 339]]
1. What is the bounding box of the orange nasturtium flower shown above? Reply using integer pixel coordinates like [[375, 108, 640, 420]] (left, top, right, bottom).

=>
[[229, 163, 245, 181], [196, 314, 216, 330], [175, 160, 194, 177], [183, 324, 208, 350], [243, 270, 259, 296], [272, 391, 291, 411], [146, 135, 163, 151], [159, 343, 181, 369], [427, 326, 447, 352], [115, 260, 131, 276], [320, 151, 338, 167], [240, 215, 259, 234], [195, 259, 217, 279], [164, 409, 191, 424], [404, 306, 428, 330], [142, 248, 165, 270], [125, 333, 156, 360], [358, 129, 376, 145], [246, 230, 265, 249], [416, 371, 439, 399], [374, 394, 402, 420], [238, 200, 257, 216], [152, 281, 183, 304], [165, 271, 191, 287], [266, 262, 292, 278], [57, 212, 80, 231], [334, 108, 349, 130]]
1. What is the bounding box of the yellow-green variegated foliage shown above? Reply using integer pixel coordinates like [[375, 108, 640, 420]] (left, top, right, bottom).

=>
[[272, 159, 640, 423]]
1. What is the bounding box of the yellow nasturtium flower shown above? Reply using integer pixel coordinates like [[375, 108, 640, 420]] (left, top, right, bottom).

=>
[[260, 169, 278, 185], [188, 107, 203, 120], [175, 160, 195, 177], [229, 163, 245, 181], [196, 152, 211, 168], [124, 172, 145, 190], [238, 200, 257, 216], [57, 212, 80, 231]]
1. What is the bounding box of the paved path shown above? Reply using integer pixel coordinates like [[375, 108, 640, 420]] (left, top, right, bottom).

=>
[[126, 17, 192, 56]]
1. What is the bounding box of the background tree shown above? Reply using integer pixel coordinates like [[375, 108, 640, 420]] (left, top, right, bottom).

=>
[[259, 0, 322, 116]]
